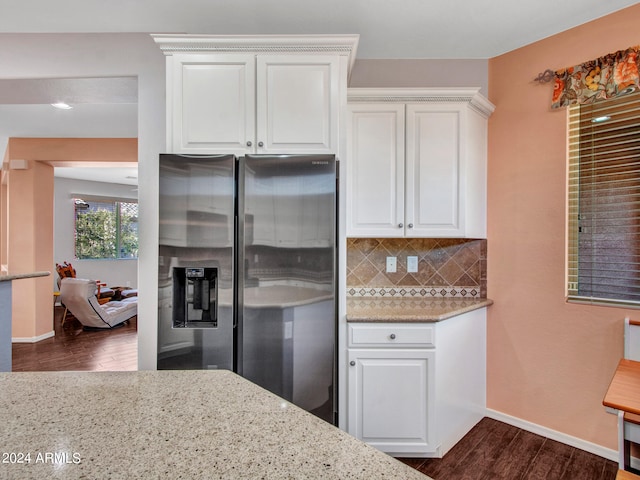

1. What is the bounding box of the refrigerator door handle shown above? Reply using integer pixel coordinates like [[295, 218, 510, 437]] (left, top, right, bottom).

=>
[[234, 156, 246, 371]]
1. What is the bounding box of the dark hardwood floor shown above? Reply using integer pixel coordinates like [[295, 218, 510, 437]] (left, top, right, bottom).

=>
[[12, 306, 137, 372], [13, 310, 617, 480], [399, 417, 618, 480]]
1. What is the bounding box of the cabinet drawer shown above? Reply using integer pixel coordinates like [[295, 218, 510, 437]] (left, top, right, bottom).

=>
[[349, 324, 435, 348]]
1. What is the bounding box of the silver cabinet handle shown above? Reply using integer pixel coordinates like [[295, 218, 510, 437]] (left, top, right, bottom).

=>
[[246, 141, 252, 147], [408, 223, 414, 228], [258, 141, 264, 147], [398, 223, 403, 228], [389, 334, 396, 340], [350, 361, 356, 366]]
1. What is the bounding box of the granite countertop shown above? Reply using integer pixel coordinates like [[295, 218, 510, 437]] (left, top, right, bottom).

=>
[[347, 296, 493, 322], [0, 370, 430, 480], [0, 271, 50, 282]]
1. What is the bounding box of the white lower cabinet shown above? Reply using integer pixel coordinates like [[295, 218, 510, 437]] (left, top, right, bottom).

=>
[[348, 348, 435, 454], [346, 309, 487, 457]]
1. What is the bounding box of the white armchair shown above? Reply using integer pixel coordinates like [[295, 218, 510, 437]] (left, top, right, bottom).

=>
[[59, 278, 137, 329]]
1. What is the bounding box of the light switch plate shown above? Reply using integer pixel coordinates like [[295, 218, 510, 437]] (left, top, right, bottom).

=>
[[386, 256, 397, 273], [407, 256, 418, 273]]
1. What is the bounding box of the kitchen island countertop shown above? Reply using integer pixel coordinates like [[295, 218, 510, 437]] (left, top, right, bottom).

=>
[[347, 296, 493, 322], [0, 270, 50, 282], [0, 370, 430, 480]]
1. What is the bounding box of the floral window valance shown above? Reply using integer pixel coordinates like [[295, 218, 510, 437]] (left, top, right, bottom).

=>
[[551, 46, 640, 108]]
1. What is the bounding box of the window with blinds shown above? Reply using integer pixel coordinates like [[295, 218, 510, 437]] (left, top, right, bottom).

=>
[[568, 91, 640, 306]]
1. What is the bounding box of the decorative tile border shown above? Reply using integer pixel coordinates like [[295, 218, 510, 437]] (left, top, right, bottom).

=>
[[348, 286, 479, 298]]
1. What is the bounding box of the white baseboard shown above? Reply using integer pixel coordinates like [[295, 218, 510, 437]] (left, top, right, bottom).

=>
[[12, 330, 55, 343], [486, 408, 618, 462]]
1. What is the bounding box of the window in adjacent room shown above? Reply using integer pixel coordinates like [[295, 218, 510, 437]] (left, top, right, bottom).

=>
[[74, 196, 139, 260], [567, 91, 640, 306]]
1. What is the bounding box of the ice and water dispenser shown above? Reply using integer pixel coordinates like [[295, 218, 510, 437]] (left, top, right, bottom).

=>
[[172, 267, 218, 328]]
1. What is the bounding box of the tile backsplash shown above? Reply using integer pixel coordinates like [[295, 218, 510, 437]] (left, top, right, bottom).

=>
[[347, 238, 487, 298]]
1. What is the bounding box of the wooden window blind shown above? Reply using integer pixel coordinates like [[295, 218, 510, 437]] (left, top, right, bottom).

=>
[[568, 91, 640, 306]]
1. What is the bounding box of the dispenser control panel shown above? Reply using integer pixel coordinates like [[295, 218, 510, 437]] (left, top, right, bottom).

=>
[[186, 267, 205, 278]]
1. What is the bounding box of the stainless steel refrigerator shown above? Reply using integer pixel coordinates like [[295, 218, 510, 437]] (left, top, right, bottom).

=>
[[158, 154, 337, 424]]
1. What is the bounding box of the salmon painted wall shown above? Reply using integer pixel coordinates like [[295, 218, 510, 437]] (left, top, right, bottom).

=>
[[7, 160, 54, 339], [487, 4, 640, 449]]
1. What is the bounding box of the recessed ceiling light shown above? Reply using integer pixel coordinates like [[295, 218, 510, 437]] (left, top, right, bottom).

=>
[[592, 115, 611, 123], [51, 102, 72, 110]]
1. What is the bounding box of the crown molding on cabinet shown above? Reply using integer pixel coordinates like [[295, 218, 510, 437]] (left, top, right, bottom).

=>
[[347, 87, 495, 118], [151, 34, 360, 76]]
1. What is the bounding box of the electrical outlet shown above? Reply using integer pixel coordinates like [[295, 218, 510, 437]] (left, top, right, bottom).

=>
[[386, 256, 397, 273], [284, 321, 293, 339], [407, 256, 418, 273]]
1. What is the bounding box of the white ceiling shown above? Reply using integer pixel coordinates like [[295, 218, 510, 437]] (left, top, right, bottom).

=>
[[0, 103, 139, 185], [0, 77, 138, 186], [1, 0, 637, 59], [0, 0, 637, 185]]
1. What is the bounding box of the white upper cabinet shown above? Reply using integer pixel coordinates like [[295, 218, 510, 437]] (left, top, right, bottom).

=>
[[346, 88, 495, 238], [256, 56, 339, 154], [170, 54, 255, 155], [346, 103, 405, 236], [406, 103, 462, 236], [153, 35, 359, 156]]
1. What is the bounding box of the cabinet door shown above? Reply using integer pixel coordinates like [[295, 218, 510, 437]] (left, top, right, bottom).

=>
[[346, 104, 405, 236], [170, 54, 255, 154], [406, 104, 464, 236], [347, 348, 436, 455], [256, 55, 339, 154]]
